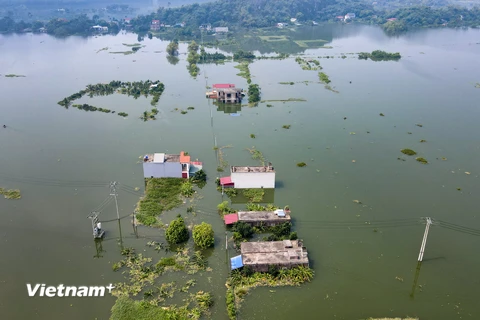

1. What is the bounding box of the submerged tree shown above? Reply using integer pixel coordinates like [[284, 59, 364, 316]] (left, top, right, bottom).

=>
[[192, 222, 214, 249], [165, 215, 189, 244], [166, 39, 179, 56]]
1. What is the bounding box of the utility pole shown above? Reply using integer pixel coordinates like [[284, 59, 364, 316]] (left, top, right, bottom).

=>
[[87, 211, 104, 238], [418, 217, 432, 262], [132, 210, 138, 238], [110, 181, 120, 220]]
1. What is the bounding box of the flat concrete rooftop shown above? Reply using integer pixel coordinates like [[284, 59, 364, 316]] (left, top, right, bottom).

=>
[[231, 166, 275, 173], [237, 211, 290, 222], [241, 240, 308, 266], [143, 153, 180, 163]]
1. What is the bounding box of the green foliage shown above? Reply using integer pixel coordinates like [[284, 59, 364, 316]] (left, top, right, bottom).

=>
[[0, 188, 21, 199], [416, 157, 428, 164], [318, 72, 331, 84], [232, 221, 254, 239], [198, 47, 229, 64], [358, 50, 401, 61], [166, 39, 179, 56], [58, 80, 164, 120], [192, 222, 215, 249], [282, 125, 291, 129], [118, 112, 128, 117], [248, 84, 261, 103], [233, 50, 256, 60], [263, 222, 293, 241], [217, 201, 236, 215], [245, 203, 278, 211], [195, 291, 213, 309], [165, 216, 189, 244], [224, 188, 238, 198], [226, 287, 236, 320], [110, 296, 192, 320], [401, 149, 417, 156], [250, 133, 256, 138], [136, 178, 186, 226], [180, 181, 194, 197], [191, 170, 207, 183], [296, 162, 307, 167], [243, 188, 265, 202]]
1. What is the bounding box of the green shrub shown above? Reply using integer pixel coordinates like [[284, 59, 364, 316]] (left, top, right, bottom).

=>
[[192, 222, 215, 249], [165, 216, 189, 244]]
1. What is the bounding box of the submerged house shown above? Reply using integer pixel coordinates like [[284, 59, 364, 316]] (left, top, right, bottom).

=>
[[220, 165, 275, 189], [142, 151, 202, 179], [231, 240, 309, 272], [206, 84, 244, 104], [224, 208, 291, 227]]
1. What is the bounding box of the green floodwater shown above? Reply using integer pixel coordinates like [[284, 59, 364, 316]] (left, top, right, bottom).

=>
[[1, 24, 480, 320]]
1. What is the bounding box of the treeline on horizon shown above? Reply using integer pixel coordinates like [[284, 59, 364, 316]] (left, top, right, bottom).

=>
[[1, 0, 480, 36]]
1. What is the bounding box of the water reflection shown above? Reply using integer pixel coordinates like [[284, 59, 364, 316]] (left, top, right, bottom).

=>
[[214, 101, 242, 114]]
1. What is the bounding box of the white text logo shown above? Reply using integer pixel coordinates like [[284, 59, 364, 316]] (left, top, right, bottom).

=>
[[27, 284, 115, 297]]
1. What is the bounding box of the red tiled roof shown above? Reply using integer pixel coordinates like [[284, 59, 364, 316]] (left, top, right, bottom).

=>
[[191, 161, 202, 165], [213, 84, 235, 88], [220, 176, 233, 185], [224, 213, 239, 225]]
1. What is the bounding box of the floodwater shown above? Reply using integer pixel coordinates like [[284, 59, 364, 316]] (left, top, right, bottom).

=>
[[1, 24, 480, 320]]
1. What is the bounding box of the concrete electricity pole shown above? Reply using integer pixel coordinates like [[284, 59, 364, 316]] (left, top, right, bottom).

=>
[[110, 181, 120, 220], [418, 217, 432, 262]]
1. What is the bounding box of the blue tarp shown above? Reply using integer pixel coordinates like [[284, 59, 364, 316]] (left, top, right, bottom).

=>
[[230, 255, 243, 270], [230, 113, 240, 116]]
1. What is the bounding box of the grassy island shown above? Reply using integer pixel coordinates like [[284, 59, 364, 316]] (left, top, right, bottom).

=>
[[58, 80, 165, 120], [358, 50, 401, 61]]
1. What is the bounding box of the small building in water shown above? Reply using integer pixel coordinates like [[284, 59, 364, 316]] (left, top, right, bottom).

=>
[[142, 151, 202, 179], [224, 208, 291, 227], [206, 84, 244, 104], [238, 240, 309, 272], [220, 165, 275, 189]]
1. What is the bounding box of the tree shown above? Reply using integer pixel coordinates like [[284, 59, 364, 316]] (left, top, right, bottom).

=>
[[166, 39, 179, 56], [232, 221, 253, 239], [165, 215, 189, 244], [192, 222, 214, 249], [188, 40, 199, 52]]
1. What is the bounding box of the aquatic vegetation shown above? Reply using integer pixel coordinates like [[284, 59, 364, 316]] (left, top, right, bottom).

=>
[[234, 62, 251, 81], [192, 222, 214, 249], [4, 74, 25, 77], [109, 51, 135, 55], [266, 104, 273, 107], [261, 98, 306, 103], [136, 178, 190, 226], [295, 57, 321, 71], [246, 147, 266, 165], [216, 145, 232, 169], [243, 189, 265, 202], [110, 248, 212, 319], [233, 50, 256, 61], [380, 113, 385, 116], [140, 108, 160, 121], [279, 82, 295, 85], [475, 83, 480, 88], [223, 188, 238, 198], [416, 157, 428, 164], [58, 80, 165, 120], [226, 266, 314, 316], [297, 162, 307, 167], [416, 124, 423, 127], [180, 110, 188, 114], [250, 133, 256, 138], [282, 125, 291, 129], [118, 112, 128, 117], [165, 215, 189, 244], [401, 149, 417, 156], [420, 139, 427, 143], [187, 106, 195, 110], [0, 188, 21, 199], [122, 43, 141, 47], [441, 157, 447, 161], [318, 72, 331, 84], [457, 187, 462, 191], [72, 104, 113, 113], [358, 50, 401, 61]]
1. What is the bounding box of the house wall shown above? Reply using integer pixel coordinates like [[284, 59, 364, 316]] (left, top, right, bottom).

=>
[[231, 172, 275, 188], [143, 162, 182, 178]]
